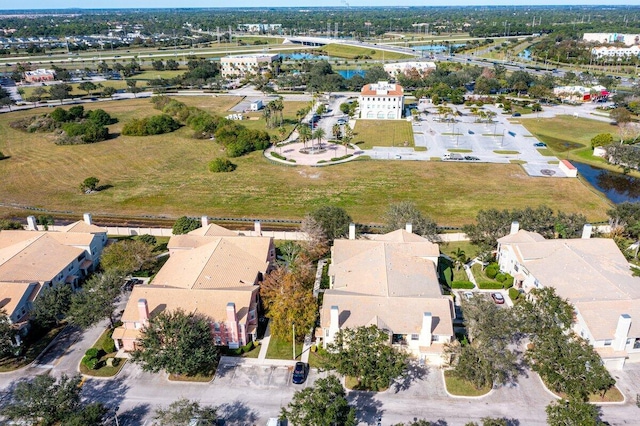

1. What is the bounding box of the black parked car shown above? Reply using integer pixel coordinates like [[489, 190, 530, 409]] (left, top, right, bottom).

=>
[[292, 362, 307, 384]]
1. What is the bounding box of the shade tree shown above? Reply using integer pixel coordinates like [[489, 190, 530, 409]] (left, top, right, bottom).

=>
[[282, 375, 356, 426]]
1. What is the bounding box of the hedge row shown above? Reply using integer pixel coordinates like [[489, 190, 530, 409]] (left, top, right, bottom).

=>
[[451, 280, 475, 289], [224, 341, 256, 356], [508, 287, 522, 302], [477, 281, 505, 290]]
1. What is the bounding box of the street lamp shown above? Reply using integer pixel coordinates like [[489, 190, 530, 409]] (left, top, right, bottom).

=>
[[292, 323, 296, 360]]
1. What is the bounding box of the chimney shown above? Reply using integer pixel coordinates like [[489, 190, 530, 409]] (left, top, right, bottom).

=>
[[226, 302, 238, 343], [327, 305, 340, 346], [201, 216, 209, 228], [26, 216, 38, 231], [581, 223, 593, 239], [348, 223, 356, 240], [254, 220, 262, 236], [405, 223, 413, 234], [613, 314, 632, 351], [83, 213, 92, 225], [510, 221, 519, 235], [137, 299, 149, 324], [420, 312, 433, 347]]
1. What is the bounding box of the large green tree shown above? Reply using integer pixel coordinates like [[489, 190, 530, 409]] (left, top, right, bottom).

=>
[[445, 297, 519, 390], [0, 308, 17, 357], [30, 284, 72, 329], [4, 374, 106, 426], [326, 325, 408, 391], [131, 308, 219, 376], [100, 239, 155, 275], [282, 375, 356, 426], [172, 216, 201, 235], [68, 271, 124, 329], [153, 398, 218, 426], [546, 399, 603, 426], [307, 205, 352, 243], [382, 201, 439, 242], [260, 265, 317, 342], [514, 287, 574, 335], [48, 83, 72, 104]]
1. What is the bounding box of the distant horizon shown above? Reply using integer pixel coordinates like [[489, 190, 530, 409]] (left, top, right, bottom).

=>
[[1, 1, 638, 11]]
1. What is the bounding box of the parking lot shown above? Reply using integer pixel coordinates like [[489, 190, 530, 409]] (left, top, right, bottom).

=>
[[214, 358, 327, 390], [360, 101, 614, 178]]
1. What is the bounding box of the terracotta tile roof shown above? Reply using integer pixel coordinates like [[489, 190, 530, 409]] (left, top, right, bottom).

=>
[[121, 286, 257, 324], [0, 233, 84, 282], [0, 282, 37, 319], [360, 81, 404, 96], [321, 291, 453, 337]]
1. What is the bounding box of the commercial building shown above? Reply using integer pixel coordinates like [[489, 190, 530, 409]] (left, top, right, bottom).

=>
[[358, 81, 405, 120], [383, 61, 436, 78], [220, 53, 279, 78], [23, 69, 55, 83], [583, 33, 640, 47]]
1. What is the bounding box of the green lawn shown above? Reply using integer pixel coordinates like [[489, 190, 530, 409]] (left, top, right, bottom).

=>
[[471, 263, 500, 286], [353, 120, 414, 149], [319, 44, 413, 60], [440, 240, 481, 261], [520, 115, 614, 153], [444, 370, 491, 397], [78, 328, 126, 378], [266, 336, 303, 360], [0, 98, 611, 227]]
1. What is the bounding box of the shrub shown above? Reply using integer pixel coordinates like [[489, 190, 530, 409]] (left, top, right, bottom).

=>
[[82, 356, 100, 369], [485, 263, 499, 279], [208, 158, 237, 173], [85, 348, 101, 359], [495, 272, 506, 282], [86, 109, 116, 126], [503, 274, 514, 289], [271, 152, 286, 160], [122, 114, 180, 136], [50, 107, 69, 122], [508, 287, 521, 302], [242, 341, 254, 352], [103, 338, 117, 354], [331, 154, 354, 162], [478, 281, 504, 290], [451, 280, 475, 289]]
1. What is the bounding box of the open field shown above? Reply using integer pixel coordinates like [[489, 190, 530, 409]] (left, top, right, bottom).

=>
[[319, 44, 413, 60], [353, 120, 414, 149], [520, 115, 640, 178], [0, 98, 611, 226]]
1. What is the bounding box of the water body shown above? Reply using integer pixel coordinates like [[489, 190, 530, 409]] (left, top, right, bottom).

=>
[[281, 52, 330, 61], [573, 162, 640, 204], [337, 69, 366, 79]]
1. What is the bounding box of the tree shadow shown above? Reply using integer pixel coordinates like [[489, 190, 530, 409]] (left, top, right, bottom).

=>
[[81, 375, 129, 408], [215, 361, 236, 379], [96, 184, 113, 192], [217, 400, 259, 426], [348, 391, 384, 425], [391, 362, 429, 393], [117, 403, 151, 426]]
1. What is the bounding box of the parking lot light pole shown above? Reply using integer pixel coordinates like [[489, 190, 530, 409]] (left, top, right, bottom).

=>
[[292, 323, 296, 360]]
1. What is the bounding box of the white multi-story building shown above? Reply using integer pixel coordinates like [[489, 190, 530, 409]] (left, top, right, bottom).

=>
[[383, 61, 436, 78], [591, 45, 640, 58], [220, 53, 279, 78], [583, 33, 640, 46], [358, 81, 405, 120], [497, 222, 640, 370]]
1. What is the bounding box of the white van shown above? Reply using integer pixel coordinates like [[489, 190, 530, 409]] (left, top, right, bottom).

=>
[[267, 418, 284, 426]]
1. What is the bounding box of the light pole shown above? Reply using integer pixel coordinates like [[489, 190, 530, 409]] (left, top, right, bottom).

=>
[[292, 323, 296, 360]]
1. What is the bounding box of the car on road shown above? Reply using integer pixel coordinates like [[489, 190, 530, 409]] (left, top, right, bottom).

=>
[[534, 142, 547, 147], [512, 112, 521, 117], [292, 362, 307, 384], [491, 292, 505, 304], [464, 156, 480, 161], [337, 118, 348, 125], [394, 154, 402, 159]]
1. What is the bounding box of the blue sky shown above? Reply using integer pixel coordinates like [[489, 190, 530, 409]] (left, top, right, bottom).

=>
[[1, 1, 638, 10]]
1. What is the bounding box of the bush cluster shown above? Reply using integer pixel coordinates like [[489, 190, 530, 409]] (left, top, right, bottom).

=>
[[82, 347, 106, 370], [215, 122, 271, 157], [208, 158, 237, 173], [122, 114, 180, 136], [151, 96, 224, 139], [224, 341, 255, 356], [484, 263, 499, 279], [508, 287, 521, 302]]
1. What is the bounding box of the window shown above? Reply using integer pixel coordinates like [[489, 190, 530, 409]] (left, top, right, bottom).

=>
[[604, 340, 612, 346], [411, 334, 419, 341]]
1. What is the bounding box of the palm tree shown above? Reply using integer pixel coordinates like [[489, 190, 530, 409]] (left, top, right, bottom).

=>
[[312, 127, 326, 149], [342, 126, 353, 155], [298, 125, 312, 149], [332, 123, 341, 141], [453, 248, 467, 271]]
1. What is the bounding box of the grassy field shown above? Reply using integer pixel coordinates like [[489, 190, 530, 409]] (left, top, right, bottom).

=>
[[444, 370, 491, 397], [353, 120, 414, 149], [266, 336, 303, 360], [319, 44, 413, 60], [0, 98, 612, 227]]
